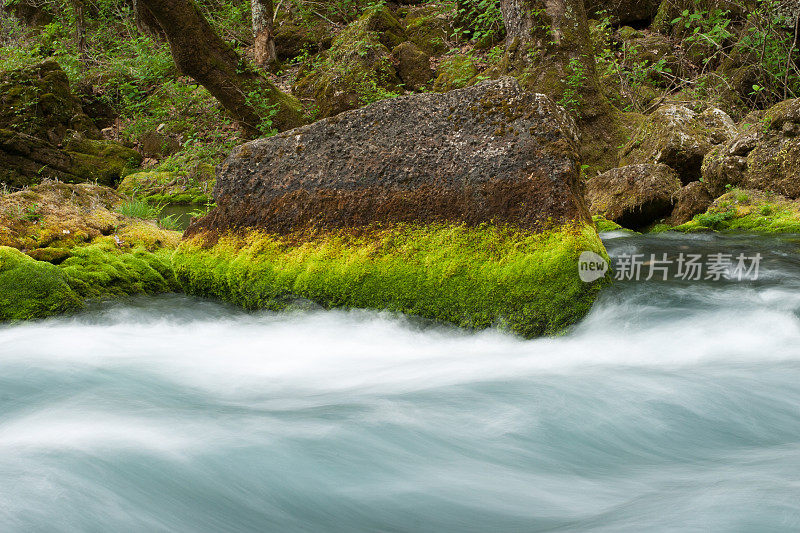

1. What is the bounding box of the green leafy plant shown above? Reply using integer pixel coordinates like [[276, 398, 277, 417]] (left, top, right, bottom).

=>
[[558, 56, 587, 112]]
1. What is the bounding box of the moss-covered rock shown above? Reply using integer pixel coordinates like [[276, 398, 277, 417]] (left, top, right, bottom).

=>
[[393, 42, 434, 91], [672, 188, 800, 233], [182, 79, 609, 336], [293, 6, 403, 118], [63, 132, 142, 186], [404, 5, 456, 56], [117, 167, 214, 205], [701, 99, 800, 198], [667, 181, 714, 225], [619, 104, 737, 183], [274, 15, 335, 61], [0, 181, 182, 321], [586, 0, 661, 25], [0, 61, 98, 143], [174, 223, 609, 337], [587, 163, 683, 229], [0, 246, 82, 320], [0, 62, 142, 188], [433, 54, 479, 92]]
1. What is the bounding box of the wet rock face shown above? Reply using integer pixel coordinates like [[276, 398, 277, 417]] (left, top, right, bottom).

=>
[[587, 163, 682, 229], [188, 78, 588, 237], [619, 105, 737, 184], [702, 99, 800, 198]]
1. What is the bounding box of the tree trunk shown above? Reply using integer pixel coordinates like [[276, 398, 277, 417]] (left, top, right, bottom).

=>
[[137, 0, 304, 135], [133, 0, 165, 39], [71, 0, 87, 64], [252, 0, 277, 69], [499, 0, 639, 173], [500, 0, 607, 118]]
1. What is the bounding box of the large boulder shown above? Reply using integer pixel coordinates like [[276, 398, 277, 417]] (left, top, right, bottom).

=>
[[176, 78, 610, 337], [587, 163, 682, 229], [619, 104, 737, 183], [701, 99, 800, 198], [0, 62, 141, 188]]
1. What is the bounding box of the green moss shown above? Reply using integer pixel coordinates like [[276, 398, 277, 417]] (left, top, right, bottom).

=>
[[60, 238, 179, 299], [64, 136, 143, 186], [173, 222, 610, 337], [0, 246, 82, 320], [592, 215, 626, 232]]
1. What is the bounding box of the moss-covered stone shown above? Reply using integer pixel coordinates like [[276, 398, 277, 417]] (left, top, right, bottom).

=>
[[64, 132, 142, 186], [587, 163, 683, 229], [672, 188, 800, 233], [0, 246, 82, 320], [392, 42, 434, 91], [0, 182, 183, 321], [0, 61, 98, 143], [619, 104, 736, 183], [0, 62, 142, 188], [701, 99, 800, 199], [293, 6, 403, 118], [404, 5, 456, 56], [117, 167, 213, 205], [173, 222, 610, 338], [433, 54, 479, 92], [274, 15, 335, 61]]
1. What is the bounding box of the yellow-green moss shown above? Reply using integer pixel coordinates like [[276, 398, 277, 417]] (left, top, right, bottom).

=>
[[60, 237, 178, 299], [0, 246, 82, 320], [173, 222, 610, 337]]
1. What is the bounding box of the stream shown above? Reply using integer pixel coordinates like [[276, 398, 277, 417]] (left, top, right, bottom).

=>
[[2, 232, 800, 531]]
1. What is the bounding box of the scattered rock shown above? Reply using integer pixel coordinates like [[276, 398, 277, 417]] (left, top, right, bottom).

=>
[[393, 42, 434, 91], [668, 181, 714, 224], [701, 98, 800, 198], [587, 163, 682, 229], [619, 104, 737, 184]]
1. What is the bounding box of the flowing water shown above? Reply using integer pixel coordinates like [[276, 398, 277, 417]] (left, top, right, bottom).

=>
[[3, 233, 800, 532]]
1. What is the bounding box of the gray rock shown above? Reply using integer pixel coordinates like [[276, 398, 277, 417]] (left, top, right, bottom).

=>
[[587, 163, 682, 229], [188, 77, 589, 236]]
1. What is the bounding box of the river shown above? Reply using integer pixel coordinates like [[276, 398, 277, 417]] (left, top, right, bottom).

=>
[[2, 232, 800, 531]]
